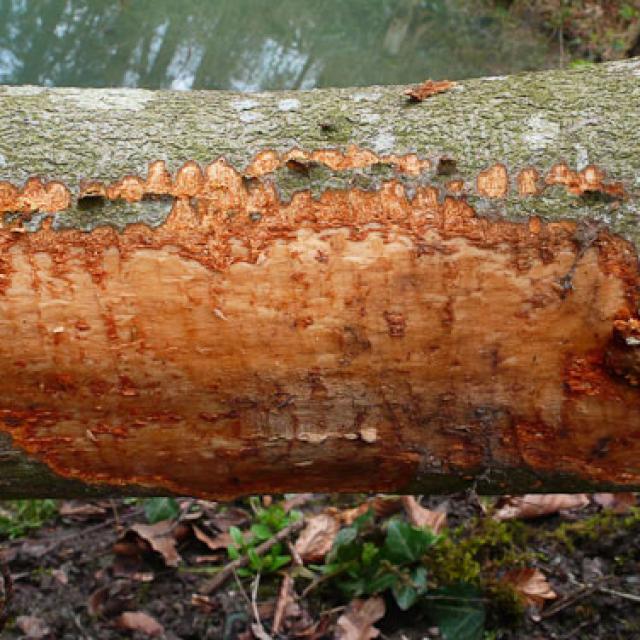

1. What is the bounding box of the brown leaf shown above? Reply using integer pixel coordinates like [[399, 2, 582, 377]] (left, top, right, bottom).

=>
[[593, 492, 637, 513], [501, 568, 557, 609], [401, 496, 447, 534], [282, 493, 315, 513], [192, 525, 232, 551], [294, 513, 340, 562], [209, 506, 251, 531], [112, 555, 155, 582], [51, 568, 68, 585], [493, 494, 589, 521], [59, 500, 108, 517], [88, 581, 136, 618], [190, 593, 218, 613], [334, 597, 385, 640], [340, 497, 402, 525], [405, 79, 456, 102], [16, 616, 50, 639], [128, 521, 181, 567], [116, 611, 164, 637]]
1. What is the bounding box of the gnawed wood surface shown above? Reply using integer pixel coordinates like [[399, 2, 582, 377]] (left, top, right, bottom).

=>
[[0, 59, 639, 498]]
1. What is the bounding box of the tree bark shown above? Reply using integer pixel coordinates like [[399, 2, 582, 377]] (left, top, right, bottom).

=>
[[0, 59, 639, 498]]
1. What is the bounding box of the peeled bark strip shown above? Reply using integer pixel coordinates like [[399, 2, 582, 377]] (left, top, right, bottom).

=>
[[0, 60, 639, 498]]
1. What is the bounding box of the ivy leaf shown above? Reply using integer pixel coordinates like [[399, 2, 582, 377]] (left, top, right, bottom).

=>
[[143, 497, 179, 524], [426, 583, 485, 640], [367, 571, 398, 594], [412, 566, 428, 590], [392, 581, 418, 611], [327, 526, 358, 563], [383, 520, 437, 564]]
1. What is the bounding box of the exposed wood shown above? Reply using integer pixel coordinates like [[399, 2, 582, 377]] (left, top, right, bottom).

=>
[[0, 59, 639, 497]]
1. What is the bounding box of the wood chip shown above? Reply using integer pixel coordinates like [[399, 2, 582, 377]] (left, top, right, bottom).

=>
[[405, 79, 456, 102]]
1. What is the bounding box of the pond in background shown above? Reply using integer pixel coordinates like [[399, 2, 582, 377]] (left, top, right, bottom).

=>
[[0, 0, 558, 90]]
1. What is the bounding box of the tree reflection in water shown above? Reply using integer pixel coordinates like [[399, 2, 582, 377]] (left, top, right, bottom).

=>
[[0, 0, 556, 90]]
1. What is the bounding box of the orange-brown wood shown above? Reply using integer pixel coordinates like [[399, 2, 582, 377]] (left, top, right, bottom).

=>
[[0, 155, 638, 497]]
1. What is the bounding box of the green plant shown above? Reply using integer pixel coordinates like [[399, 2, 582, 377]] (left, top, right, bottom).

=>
[[312, 511, 437, 611], [143, 497, 180, 523], [426, 583, 486, 640], [226, 497, 302, 577], [0, 499, 58, 539], [619, 3, 639, 21], [311, 512, 488, 639], [428, 517, 535, 586], [551, 506, 640, 552]]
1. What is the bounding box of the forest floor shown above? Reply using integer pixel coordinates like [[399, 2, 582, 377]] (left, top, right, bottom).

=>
[[507, 0, 640, 62], [0, 491, 638, 639]]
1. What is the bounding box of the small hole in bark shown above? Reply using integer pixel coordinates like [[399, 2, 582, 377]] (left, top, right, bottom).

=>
[[286, 159, 311, 177], [77, 195, 106, 210], [579, 190, 619, 204], [319, 122, 336, 132], [437, 157, 457, 176]]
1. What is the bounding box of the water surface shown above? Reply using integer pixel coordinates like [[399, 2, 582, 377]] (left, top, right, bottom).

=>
[[0, 0, 558, 90]]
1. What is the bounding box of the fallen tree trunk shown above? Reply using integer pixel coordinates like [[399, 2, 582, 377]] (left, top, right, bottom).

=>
[[0, 60, 639, 498]]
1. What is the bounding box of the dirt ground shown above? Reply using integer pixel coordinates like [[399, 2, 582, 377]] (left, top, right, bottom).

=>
[[0, 491, 637, 639]]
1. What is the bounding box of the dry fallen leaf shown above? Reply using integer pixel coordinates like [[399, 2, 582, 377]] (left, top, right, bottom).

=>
[[501, 568, 557, 609], [209, 506, 251, 531], [340, 496, 402, 525], [51, 568, 68, 585], [401, 496, 447, 534], [127, 521, 181, 567], [282, 493, 315, 512], [116, 611, 164, 637], [593, 492, 637, 513], [192, 525, 232, 552], [405, 79, 456, 102], [16, 615, 50, 639], [493, 494, 589, 521], [335, 596, 385, 640], [88, 581, 136, 618], [59, 500, 108, 517], [295, 513, 341, 562]]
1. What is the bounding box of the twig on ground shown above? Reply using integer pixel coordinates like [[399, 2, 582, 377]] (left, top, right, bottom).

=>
[[0, 556, 13, 633], [36, 505, 145, 555], [250, 573, 273, 640], [598, 586, 640, 604], [558, 618, 594, 640], [109, 499, 120, 530], [534, 577, 609, 621], [272, 573, 294, 635], [231, 567, 251, 607], [200, 518, 305, 594]]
